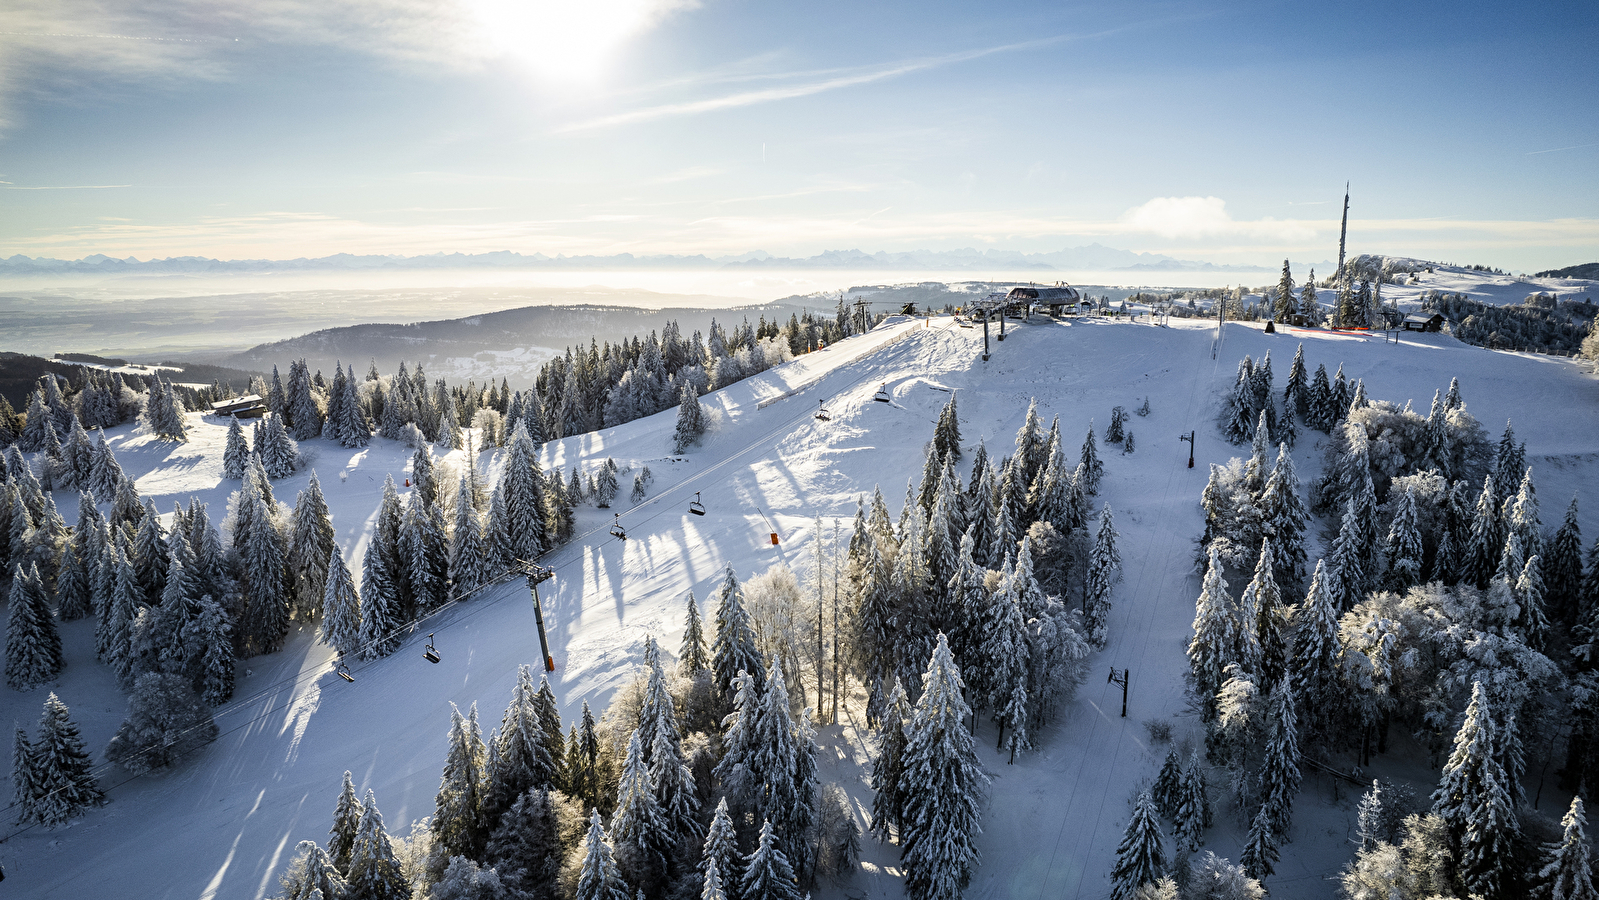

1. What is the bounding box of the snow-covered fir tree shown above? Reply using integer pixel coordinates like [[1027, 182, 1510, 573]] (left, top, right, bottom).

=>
[[1260, 678, 1301, 837], [871, 677, 911, 840], [277, 841, 348, 900], [344, 790, 409, 900], [186, 595, 235, 706], [703, 798, 741, 900], [104, 672, 217, 774], [19, 692, 104, 825], [1187, 548, 1235, 723], [1287, 560, 1342, 744], [899, 633, 987, 900], [330, 770, 362, 872], [449, 475, 493, 597], [499, 421, 549, 561], [321, 549, 361, 658], [1079, 425, 1104, 495], [288, 472, 336, 621], [1110, 790, 1167, 900], [611, 729, 670, 887], [357, 539, 405, 659], [1545, 496, 1584, 628], [223, 416, 249, 479], [711, 566, 765, 701], [400, 489, 448, 613], [574, 810, 631, 900], [1152, 749, 1184, 819], [678, 592, 710, 676], [1431, 681, 1517, 900], [1537, 795, 1598, 900], [6, 562, 63, 689], [483, 665, 556, 827], [1083, 504, 1121, 648], [673, 383, 708, 453], [431, 703, 490, 874], [742, 819, 802, 900]]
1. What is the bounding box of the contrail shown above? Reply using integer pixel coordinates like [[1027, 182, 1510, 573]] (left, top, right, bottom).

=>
[[0, 32, 219, 44]]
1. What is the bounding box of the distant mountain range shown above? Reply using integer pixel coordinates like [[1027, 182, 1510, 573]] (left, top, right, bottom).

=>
[[0, 245, 1276, 275]]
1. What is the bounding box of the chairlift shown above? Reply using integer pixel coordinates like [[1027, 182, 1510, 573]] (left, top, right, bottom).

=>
[[423, 633, 441, 664], [609, 514, 627, 541], [873, 383, 891, 403], [814, 400, 831, 422], [335, 654, 355, 682], [688, 491, 706, 517]]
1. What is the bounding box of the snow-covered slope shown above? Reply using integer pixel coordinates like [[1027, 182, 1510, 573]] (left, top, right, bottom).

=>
[[4, 313, 1598, 899]]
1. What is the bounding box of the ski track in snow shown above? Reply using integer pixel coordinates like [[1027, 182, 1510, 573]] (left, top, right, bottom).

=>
[[3, 309, 1599, 899]]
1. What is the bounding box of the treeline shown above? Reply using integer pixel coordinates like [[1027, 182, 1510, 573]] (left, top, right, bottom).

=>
[[1110, 354, 1599, 900], [1423, 290, 1597, 356]]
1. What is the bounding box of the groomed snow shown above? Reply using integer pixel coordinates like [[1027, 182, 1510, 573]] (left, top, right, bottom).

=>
[[4, 308, 1597, 899]]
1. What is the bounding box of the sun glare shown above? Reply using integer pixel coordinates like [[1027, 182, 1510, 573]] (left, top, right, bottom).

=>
[[468, 0, 689, 83]]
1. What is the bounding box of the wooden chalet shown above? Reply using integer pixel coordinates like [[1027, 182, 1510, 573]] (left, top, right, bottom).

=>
[[210, 394, 267, 418], [1402, 313, 1445, 332]]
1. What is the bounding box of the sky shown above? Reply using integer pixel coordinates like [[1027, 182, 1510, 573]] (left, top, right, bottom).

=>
[[1, 0, 1596, 270]]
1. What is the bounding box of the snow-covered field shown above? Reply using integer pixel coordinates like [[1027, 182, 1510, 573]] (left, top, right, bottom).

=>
[[4, 305, 1598, 899]]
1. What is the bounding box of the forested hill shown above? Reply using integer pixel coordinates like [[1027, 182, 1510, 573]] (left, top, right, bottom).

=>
[[222, 301, 812, 386]]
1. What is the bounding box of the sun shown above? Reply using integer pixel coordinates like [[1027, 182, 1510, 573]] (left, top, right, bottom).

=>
[[467, 0, 692, 84]]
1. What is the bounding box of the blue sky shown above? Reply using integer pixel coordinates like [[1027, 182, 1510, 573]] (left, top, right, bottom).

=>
[[1, 0, 1595, 269]]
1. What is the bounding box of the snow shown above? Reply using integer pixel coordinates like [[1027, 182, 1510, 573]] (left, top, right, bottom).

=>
[[5, 298, 1599, 899]]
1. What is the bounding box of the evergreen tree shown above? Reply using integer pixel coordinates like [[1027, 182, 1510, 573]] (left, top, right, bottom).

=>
[[321, 550, 362, 657], [1383, 487, 1425, 592], [612, 729, 670, 884], [1152, 750, 1184, 819], [1464, 475, 1505, 590], [679, 592, 710, 676], [12, 726, 38, 826], [278, 841, 348, 900], [481, 787, 563, 899], [24, 692, 104, 825], [899, 633, 987, 900], [6, 562, 63, 689], [449, 476, 492, 596], [485, 666, 556, 826], [1288, 560, 1342, 744], [1260, 678, 1301, 837], [711, 566, 765, 701], [1083, 504, 1121, 648], [1080, 425, 1104, 495], [1174, 749, 1212, 854], [500, 422, 548, 560], [433, 703, 491, 867], [1327, 498, 1366, 612], [400, 490, 448, 612], [673, 383, 707, 453], [330, 770, 362, 872], [1545, 496, 1585, 629], [933, 393, 962, 462], [741, 819, 802, 900], [288, 472, 337, 621], [1238, 806, 1279, 882], [1110, 791, 1167, 900], [55, 542, 93, 621], [223, 416, 249, 479], [1187, 548, 1235, 723], [871, 678, 911, 840], [1431, 682, 1517, 900], [702, 857, 729, 900], [186, 595, 235, 706], [1537, 796, 1598, 900], [240, 491, 289, 655], [357, 540, 404, 659], [104, 672, 217, 773], [345, 790, 409, 900], [574, 810, 631, 900], [703, 798, 741, 900]]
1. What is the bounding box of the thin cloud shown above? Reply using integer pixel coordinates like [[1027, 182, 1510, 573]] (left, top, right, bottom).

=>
[[553, 34, 1080, 134], [1526, 142, 1599, 155], [1, 183, 132, 189]]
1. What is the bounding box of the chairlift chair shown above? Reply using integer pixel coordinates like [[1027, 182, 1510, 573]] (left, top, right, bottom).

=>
[[688, 491, 706, 516], [873, 383, 891, 403], [423, 633, 441, 664], [815, 401, 831, 422], [335, 654, 355, 682], [609, 514, 627, 541]]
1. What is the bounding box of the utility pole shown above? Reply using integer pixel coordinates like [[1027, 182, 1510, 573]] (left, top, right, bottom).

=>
[[1337, 182, 1350, 290], [1108, 667, 1130, 717], [831, 518, 840, 724]]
